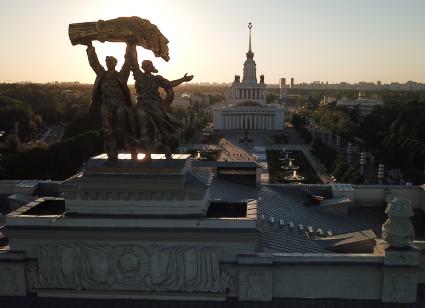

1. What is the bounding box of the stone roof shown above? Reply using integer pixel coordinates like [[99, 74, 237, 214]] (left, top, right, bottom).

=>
[[187, 171, 214, 187], [0, 170, 383, 254], [208, 178, 382, 253]]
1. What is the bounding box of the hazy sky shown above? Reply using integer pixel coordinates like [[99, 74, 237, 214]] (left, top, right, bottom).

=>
[[1, 0, 424, 84]]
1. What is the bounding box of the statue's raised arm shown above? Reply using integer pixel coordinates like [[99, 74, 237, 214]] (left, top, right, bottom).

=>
[[84, 41, 104, 75], [119, 42, 132, 80], [127, 41, 141, 73]]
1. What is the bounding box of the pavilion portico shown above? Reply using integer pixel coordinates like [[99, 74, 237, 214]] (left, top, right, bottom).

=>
[[213, 23, 285, 132], [232, 87, 265, 100], [222, 110, 276, 130]]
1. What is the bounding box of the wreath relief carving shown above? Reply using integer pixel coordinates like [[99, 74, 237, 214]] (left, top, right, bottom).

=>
[[35, 243, 231, 293]]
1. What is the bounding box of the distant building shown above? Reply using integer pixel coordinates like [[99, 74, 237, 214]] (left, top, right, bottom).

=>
[[336, 91, 382, 117], [191, 93, 210, 105], [289, 80, 425, 91], [172, 96, 191, 109], [320, 96, 337, 106], [213, 23, 284, 131], [279, 78, 287, 98], [173, 93, 211, 110]]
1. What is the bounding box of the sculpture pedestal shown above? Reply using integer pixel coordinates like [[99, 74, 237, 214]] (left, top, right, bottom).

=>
[[62, 153, 211, 216], [4, 153, 258, 299], [375, 240, 420, 303]]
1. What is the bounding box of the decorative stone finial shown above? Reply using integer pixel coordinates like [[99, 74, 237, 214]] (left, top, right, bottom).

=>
[[382, 197, 415, 248]]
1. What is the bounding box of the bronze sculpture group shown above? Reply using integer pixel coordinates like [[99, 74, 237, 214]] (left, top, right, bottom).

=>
[[69, 17, 193, 163]]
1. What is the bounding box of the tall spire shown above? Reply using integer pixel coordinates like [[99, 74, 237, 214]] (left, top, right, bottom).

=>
[[248, 22, 252, 52], [243, 22, 256, 83], [246, 22, 254, 59]]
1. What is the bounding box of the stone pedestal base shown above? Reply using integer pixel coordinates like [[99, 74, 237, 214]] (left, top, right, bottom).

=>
[[377, 241, 420, 303], [62, 153, 211, 216], [382, 267, 418, 303]]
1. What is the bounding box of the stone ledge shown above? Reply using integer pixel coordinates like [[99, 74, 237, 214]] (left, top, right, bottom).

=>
[[36, 291, 227, 301], [238, 253, 384, 265]]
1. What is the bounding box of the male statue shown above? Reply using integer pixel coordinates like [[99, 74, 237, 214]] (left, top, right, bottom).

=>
[[84, 41, 136, 163], [128, 41, 193, 160]]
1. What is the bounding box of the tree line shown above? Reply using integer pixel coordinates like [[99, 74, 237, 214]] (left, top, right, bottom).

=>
[[292, 90, 425, 184]]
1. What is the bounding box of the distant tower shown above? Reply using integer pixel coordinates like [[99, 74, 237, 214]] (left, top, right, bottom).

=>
[[377, 81, 382, 87], [280, 78, 287, 98], [290, 78, 295, 88], [242, 22, 257, 84]]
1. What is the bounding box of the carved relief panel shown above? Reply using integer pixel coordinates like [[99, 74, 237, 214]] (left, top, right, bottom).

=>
[[32, 243, 231, 293]]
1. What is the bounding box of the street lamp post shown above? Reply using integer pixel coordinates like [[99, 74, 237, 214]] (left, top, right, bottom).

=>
[[309, 118, 315, 139], [360, 152, 366, 175], [336, 135, 341, 152], [378, 163, 385, 185], [347, 142, 352, 164]]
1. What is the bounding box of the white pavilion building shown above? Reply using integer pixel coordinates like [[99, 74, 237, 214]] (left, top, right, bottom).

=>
[[213, 23, 284, 131]]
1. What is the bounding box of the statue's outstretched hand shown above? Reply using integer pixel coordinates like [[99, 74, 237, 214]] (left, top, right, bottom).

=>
[[183, 73, 194, 82]]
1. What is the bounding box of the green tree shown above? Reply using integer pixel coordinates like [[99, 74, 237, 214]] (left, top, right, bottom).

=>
[[312, 107, 353, 137], [0, 131, 103, 180], [62, 111, 101, 140], [358, 100, 425, 183], [266, 93, 277, 104], [5, 134, 22, 153]]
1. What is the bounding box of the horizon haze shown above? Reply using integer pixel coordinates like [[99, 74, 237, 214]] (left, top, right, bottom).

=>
[[1, 0, 424, 84]]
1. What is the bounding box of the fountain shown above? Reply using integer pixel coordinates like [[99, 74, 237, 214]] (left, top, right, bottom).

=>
[[281, 158, 299, 170], [284, 170, 305, 182]]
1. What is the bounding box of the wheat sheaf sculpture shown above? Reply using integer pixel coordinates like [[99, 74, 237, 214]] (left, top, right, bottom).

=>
[[68, 16, 170, 61]]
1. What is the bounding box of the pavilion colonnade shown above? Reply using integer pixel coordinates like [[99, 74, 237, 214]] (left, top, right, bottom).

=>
[[222, 113, 274, 130], [233, 87, 265, 100]]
